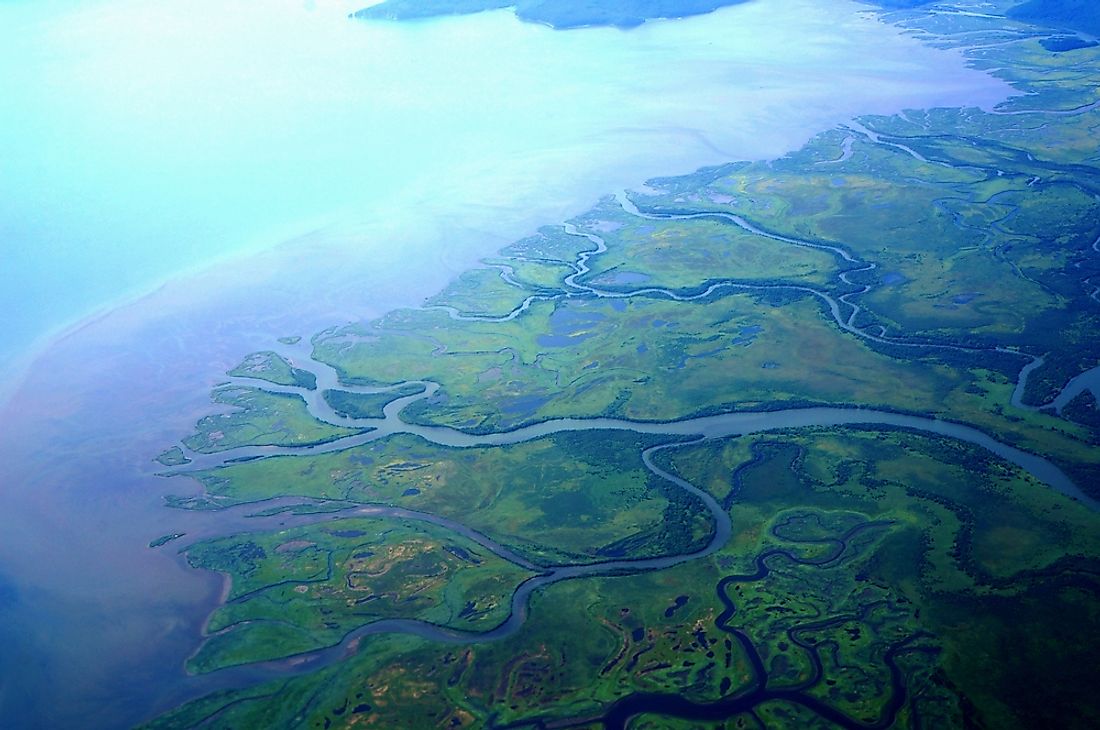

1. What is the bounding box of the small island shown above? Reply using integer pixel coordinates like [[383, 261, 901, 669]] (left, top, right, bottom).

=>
[[148, 533, 186, 549]]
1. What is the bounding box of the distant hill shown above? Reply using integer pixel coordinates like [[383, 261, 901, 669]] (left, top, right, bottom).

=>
[[355, 0, 512, 23], [354, 1, 1099, 34], [861, 0, 935, 7], [353, 0, 750, 29], [354, 0, 940, 29], [1007, 0, 1100, 37]]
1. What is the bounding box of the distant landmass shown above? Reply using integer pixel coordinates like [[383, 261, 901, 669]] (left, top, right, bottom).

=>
[[353, 0, 1100, 35], [1007, 0, 1100, 37], [354, 0, 748, 29], [353, 0, 945, 30]]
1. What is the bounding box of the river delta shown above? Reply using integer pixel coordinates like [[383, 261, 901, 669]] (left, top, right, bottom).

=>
[[135, 2, 1100, 727], [2, 0, 1100, 728]]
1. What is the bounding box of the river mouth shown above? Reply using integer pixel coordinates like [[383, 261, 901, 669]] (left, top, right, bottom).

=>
[[0, 0, 1022, 727]]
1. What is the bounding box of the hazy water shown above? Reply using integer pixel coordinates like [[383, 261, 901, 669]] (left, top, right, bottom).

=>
[[0, 0, 1011, 386], [0, 0, 1013, 726]]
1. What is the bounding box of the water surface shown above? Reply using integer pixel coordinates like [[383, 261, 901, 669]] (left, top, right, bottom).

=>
[[0, 0, 1011, 387]]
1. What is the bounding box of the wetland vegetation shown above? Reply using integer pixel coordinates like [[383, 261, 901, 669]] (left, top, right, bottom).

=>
[[148, 2, 1100, 727]]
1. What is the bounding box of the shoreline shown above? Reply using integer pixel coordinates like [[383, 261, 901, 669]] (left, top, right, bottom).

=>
[[0, 220, 339, 414], [0, 0, 1016, 421]]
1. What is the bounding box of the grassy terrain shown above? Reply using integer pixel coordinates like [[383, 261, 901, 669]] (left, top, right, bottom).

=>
[[185, 517, 534, 672], [229, 350, 317, 390], [148, 428, 1100, 729], [152, 4, 1100, 728], [424, 266, 546, 318], [182, 386, 364, 454], [638, 119, 1097, 349], [660, 429, 1100, 728], [322, 384, 425, 420], [572, 200, 840, 291], [177, 430, 709, 566], [155, 445, 190, 466], [314, 286, 1100, 486], [317, 291, 978, 426]]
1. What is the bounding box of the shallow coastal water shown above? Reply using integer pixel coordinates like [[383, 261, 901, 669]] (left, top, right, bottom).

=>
[[0, 0, 1016, 726], [0, 0, 1012, 386]]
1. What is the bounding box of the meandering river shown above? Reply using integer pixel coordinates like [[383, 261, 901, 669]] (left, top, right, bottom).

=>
[[142, 326, 1093, 715]]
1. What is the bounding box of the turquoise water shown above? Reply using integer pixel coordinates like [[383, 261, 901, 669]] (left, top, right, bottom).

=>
[[0, 0, 1011, 394]]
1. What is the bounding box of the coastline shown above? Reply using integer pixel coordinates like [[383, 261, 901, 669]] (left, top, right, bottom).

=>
[[0, 0, 1014, 424], [0, 217, 344, 415]]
